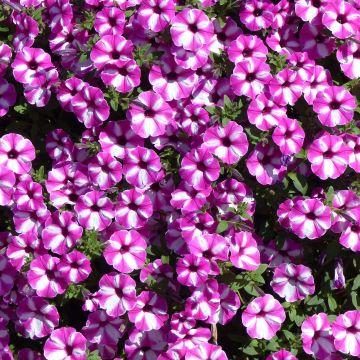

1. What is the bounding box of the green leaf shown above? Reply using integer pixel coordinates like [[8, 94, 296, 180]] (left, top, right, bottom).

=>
[[110, 98, 119, 111], [351, 291, 360, 309], [306, 295, 324, 306], [326, 186, 335, 205], [282, 330, 295, 341], [327, 294, 337, 312], [287, 172, 308, 195], [352, 274, 360, 291], [216, 221, 228, 234], [254, 264, 267, 275], [221, 117, 231, 127]]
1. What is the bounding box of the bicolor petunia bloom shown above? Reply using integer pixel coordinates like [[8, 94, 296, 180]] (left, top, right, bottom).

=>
[[98, 272, 137, 317], [74, 191, 114, 231], [313, 85, 356, 127], [287, 198, 332, 239], [0, 133, 35, 175], [331, 310, 360, 357], [270, 263, 315, 302], [170, 8, 214, 51], [241, 294, 286, 340], [128, 291, 169, 331], [203, 121, 248, 165], [44, 327, 87, 360], [127, 91, 173, 138], [104, 229, 147, 273], [301, 313, 336, 359], [230, 231, 260, 271], [307, 133, 352, 180]]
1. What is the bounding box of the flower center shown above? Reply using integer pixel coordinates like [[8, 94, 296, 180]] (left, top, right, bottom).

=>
[[222, 137, 232, 147], [197, 162, 207, 172], [330, 101, 340, 110], [65, 344, 73, 356], [254, 9, 263, 17], [145, 108, 154, 117], [323, 150, 333, 159], [112, 51, 121, 59], [246, 73, 255, 81], [109, 17, 117, 26], [306, 212, 317, 220], [128, 202, 138, 211], [153, 5, 162, 14], [7, 149, 18, 159], [28, 60, 38, 70], [337, 14, 347, 24], [217, 32, 226, 42], [167, 71, 177, 81], [91, 204, 100, 212], [188, 24, 198, 33]]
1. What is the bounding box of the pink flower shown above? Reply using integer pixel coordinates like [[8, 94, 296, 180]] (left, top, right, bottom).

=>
[[99, 120, 143, 159], [268, 69, 304, 106], [266, 350, 298, 360], [97, 272, 137, 317], [247, 92, 286, 131], [88, 151, 123, 190], [71, 85, 110, 128], [301, 313, 336, 359], [149, 55, 196, 101], [170, 9, 214, 51], [13, 179, 44, 211], [218, 283, 241, 325], [0, 256, 16, 297], [27, 254, 67, 298], [303, 65, 332, 105], [115, 188, 153, 229], [231, 59, 271, 99], [239, 0, 274, 31], [56, 77, 85, 112], [125, 328, 167, 359], [271, 263, 315, 302], [179, 148, 220, 191], [227, 34, 268, 64], [229, 231, 260, 271], [241, 294, 286, 340], [0, 78, 16, 117], [137, 0, 175, 32], [295, 0, 326, 22], [128, 291, 168, 331], [16, 296, 59, 339], [187, 233, 228, 275], [57, 251, 91, 284], [287, 198, 332, 239], [123, 146, 162, 188], [0, 166, 15, 206], [272, 117, 305, 155], [74, 191, 114, 231], [82, 310, 125, 347], [6, 231, 45, 271], [339, 215, 360, 252], [11, 47, 54, 87], [180, 104, 210, 137], [94, 7, 126, 36], [176, 254, 211, 287], [0, 133, 35, 175], [314, 85, 356, 128], [331, 310, 360, 357], [104, 229, 147, 273], [185, 343, 228, 360], [203, 121, 248, 165], [307, 133, 352, 180], [42, 211, 83, 255], [337, 42, 360, 80], [90, 34, 133, 70], [44, 327, 87, 360], [100, 59, 141, 93], [322, 0, 360, 39], [127, 91, 173, 138], [246, 143, 287, 185], [0, 44, 11, 77]]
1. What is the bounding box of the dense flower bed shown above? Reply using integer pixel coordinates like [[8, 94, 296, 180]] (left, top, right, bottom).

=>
[[0, 0, 360, 358]]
